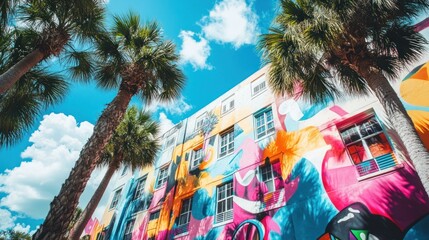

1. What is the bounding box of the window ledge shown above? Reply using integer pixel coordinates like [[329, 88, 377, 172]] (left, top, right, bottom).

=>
[[221, 108, 234, 117], [213, 219, 233, 228], [357, 164, 404, 181], [218, 151, 235, 160], [255, 132, 275, 143], [173, 231, 189, 238], [251, 88, 268, 99]]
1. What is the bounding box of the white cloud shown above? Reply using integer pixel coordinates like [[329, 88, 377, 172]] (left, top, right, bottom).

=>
[[0, 208, 15, 230], [158, 112, 175, 136], [201, 0, 259, 49], [0, 113, 110, 223], [146, 96, 192, 116], [13, 223, 30, 233], [179, 31, 212, 70]]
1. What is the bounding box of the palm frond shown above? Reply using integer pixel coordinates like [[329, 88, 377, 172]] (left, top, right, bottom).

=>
[[63, 47, 95, 83], [94, 63, 122, 90], [112, 12, 141, 47]]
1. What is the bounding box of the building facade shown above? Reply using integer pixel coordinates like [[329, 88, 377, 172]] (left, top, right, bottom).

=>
[[88, 64, 429, 240]]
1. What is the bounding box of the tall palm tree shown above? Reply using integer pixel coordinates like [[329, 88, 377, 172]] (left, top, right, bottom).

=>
[[0, 29, 67, 147], [0, 0, 105, 94], [33, 13, 184, 240], [259, 0, 429, 195], [69, 106, 160, 240]]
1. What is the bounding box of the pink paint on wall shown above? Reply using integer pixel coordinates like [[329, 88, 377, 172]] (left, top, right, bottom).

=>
[[132, 215, 148, 240], [188, 215, 214, 237], [84, 217, 98, 235], [321, 131, 429, 230]]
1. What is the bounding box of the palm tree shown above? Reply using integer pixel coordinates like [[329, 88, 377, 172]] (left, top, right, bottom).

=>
[[69, 106, 160, 240], [0, 229, 31, 240], [0, 28, 67, 147], [0, 0, 105, 94], [33, 13, 184, 240], [259, 0, 429, 195]]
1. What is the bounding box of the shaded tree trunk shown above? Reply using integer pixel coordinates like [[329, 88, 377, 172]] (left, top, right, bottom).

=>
[[361, 67, 429, 196], [0, 49, 45, 94], [33, 83, 135, 240], [68, 160, 118, 240]]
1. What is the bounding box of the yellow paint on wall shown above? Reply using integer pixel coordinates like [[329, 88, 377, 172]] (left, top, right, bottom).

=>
[[407, 110, 429, 150]]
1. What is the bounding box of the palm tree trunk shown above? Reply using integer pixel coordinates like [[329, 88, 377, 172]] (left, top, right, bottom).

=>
[[33, 84, 135, 240], [0, 49, 45, 94], [361, 68, 429, 196], [68, 161, 118, 240]]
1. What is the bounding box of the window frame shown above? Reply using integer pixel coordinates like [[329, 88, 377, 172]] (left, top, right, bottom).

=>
[[133, 175, 147, 201], [251, 75, 267, 97], [339, 116, 392, 165], [177, 197, 193, 227], [123, 218, 135, 240], [190, 148, 204, 170], [259, 163, 276, 193], [109, 188, 122, 209], [149, 209, 161, 221], [221, 94, 235, 115], [254, 107, 275, 139], [194, 112, 207, 133], [155, 165, 169, 189], [215, 181, 233, 224], [219, 127, 235, 158], [163, 135, 176, 151]]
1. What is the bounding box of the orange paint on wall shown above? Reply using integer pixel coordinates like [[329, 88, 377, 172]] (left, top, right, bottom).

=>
[[263, 126, 327, 179]]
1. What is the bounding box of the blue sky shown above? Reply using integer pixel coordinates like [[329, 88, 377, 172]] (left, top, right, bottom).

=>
[[0, 0, 277, 233]]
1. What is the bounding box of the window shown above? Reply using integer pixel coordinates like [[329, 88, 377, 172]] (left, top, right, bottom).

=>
[[221, 95, 235, 114], [133, 176, 147, 200], [340, 116, 396, 177], [215, 182, 233, 223], [156, 165, 169, 188], [251, 75, 267, 96], [255, 108, 275, 139], [149, 210, 160, 221], [123, 219, 135, 240], [163, 136, 176, 150], [178, 197, 192, 227], [260, 164, 275, 193], [190, 148, 204, 169], [219, 128, 234, 158], [110, 188, 122, 209], [195, 112, 206, 132]]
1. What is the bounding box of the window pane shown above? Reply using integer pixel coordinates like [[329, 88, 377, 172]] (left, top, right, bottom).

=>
[[347, 142, 368, 164], [366, 133, 392, 158], [227, 198, 233, 210], [341, 127, 360, 143]]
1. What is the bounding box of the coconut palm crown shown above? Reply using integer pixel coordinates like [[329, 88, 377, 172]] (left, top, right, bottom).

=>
[[69, 106, 160, 240], [93, 12, 185, 102], [259, 0, 429, 194], [0, 0, 105, 94]]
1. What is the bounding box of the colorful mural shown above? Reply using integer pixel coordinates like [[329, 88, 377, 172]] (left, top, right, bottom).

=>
[[95, 66, 429, 240]]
